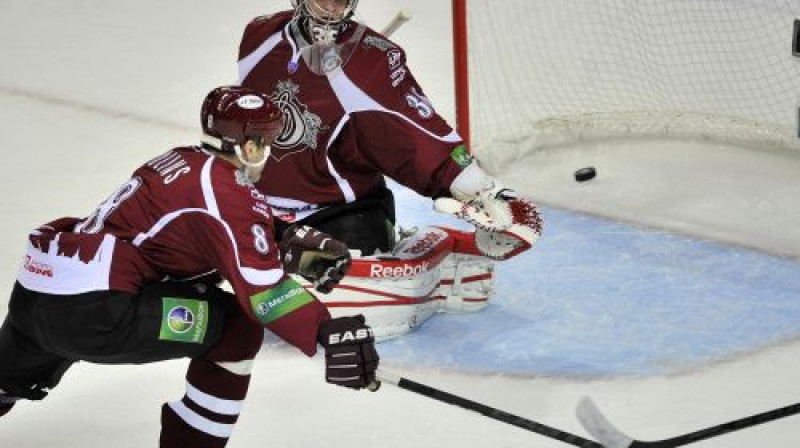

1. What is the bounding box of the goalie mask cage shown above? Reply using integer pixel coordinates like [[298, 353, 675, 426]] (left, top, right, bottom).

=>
[[452, 0, 800, 172]]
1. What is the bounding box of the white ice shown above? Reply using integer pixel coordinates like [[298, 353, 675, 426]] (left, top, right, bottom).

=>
[[1, 1, 800, 447]]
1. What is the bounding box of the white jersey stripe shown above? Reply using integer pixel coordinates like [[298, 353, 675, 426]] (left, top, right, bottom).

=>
[[131, 157, 285, 286], [323, 114, 357, 202], [326, 67, 462, 147], [238, 28, 286, 83], [201, 157, 221, 218], [323, 69, 460, 202], [168, 401, 234, 439], [324, 149, 356, 203], [131, 208, 209, 247], [185, 383, 243, 416], [131, 208, 284, 286]]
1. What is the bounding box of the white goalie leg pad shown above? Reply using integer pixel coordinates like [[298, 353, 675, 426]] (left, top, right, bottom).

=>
[[434, 227, 494, 313], [304, 227, 454, 341], [437, 253, 494, 313]]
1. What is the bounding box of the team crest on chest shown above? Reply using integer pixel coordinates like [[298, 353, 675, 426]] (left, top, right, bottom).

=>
[[270, 80, 327, 159]]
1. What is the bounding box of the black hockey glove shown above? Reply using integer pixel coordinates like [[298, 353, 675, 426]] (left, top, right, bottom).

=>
[[317, 315, 380, 390], [279, 224, 351, 294]]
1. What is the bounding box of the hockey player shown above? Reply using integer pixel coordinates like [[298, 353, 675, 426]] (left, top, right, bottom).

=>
[[0, 86, 379, 447], [236, 1, 543, 338]]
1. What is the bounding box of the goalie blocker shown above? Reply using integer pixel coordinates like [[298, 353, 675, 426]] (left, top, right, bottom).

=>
[[294, 226, 494, 340]]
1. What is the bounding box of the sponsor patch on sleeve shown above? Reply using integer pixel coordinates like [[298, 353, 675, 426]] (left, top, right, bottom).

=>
[[450, 145, 472, 167], [250, 278, 315, 325]]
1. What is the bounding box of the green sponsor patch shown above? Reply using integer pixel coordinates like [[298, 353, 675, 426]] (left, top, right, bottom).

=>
[[250, 278, 314, 325], [159, 297, 209, 344], [450, 145, 472, 167]]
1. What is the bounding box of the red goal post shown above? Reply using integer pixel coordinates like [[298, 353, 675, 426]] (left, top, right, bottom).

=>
[[452, 0, 470, 152]]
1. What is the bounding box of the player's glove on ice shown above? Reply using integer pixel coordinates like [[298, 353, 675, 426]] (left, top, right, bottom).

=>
[[280, 224, 351, 293], [317, 315, 379, 390]]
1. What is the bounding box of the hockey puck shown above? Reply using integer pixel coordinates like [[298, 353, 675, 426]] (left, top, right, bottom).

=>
[[574, 167, 596, 182]]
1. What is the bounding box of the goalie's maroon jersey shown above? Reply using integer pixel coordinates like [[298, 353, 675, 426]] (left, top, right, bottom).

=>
[[238, 11, 466, 221], [16, 147, 329, 355]]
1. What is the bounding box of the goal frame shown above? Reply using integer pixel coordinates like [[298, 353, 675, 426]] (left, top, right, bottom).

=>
[[452, 0, 470, 151]]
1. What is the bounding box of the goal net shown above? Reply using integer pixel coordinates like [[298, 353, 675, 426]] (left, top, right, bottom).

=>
[[456, 0, 800, 171]]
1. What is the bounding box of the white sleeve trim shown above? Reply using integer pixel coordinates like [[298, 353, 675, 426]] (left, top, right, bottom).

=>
[[168, 401, 234, 439], [185, 383, 244, 416], [215, 359, 255, 376]]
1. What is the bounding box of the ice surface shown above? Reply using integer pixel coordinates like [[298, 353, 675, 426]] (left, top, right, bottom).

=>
[[1, 1, 799, 447]]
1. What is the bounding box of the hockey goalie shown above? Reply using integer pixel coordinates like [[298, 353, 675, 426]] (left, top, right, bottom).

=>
[[280, 161, 543, 340], [238, 0, 543, 340]]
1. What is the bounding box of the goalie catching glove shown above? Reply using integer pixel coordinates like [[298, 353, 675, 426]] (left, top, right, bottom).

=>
[[317, 315, 380, 390], [437, 160, 543, 260], [279, 224, 351, 293]]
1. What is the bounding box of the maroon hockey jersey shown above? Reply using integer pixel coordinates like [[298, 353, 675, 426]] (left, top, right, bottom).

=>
[[238, 11, 469, 222], [16, 147, 329, 355]]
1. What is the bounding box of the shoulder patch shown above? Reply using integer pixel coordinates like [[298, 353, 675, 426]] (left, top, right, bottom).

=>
[[253, 13, 275, 24], [363, 35, 396, 52], [450, 145, 473, 167]]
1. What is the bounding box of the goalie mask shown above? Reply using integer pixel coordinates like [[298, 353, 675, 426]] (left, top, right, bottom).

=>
[[289, 0, 365, 75], [291, 0, 358, 43]]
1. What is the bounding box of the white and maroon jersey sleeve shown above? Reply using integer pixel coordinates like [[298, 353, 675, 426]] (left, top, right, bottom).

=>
[[331, 30, 468, 197], [330, 29, 470, 198]]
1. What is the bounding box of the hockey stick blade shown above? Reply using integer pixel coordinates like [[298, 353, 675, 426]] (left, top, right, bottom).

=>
[[577, 398, 637, 448], [577, 396, 800, 447], [378, 370, 603, 447]]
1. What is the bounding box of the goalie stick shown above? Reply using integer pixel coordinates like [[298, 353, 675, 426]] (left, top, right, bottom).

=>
[[380, 9, 412, 37], [577, 396, 800, 448], [375, 370, 603, 447]]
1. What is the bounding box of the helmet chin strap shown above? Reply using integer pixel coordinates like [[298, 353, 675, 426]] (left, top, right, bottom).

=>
[[234, 144, 270, 168]]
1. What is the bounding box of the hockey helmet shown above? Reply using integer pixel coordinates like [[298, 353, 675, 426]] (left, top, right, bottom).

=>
[[201, 86, 282, 153]]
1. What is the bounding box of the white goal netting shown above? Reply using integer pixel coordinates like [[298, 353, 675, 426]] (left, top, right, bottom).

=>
[[465, 0, 800, 170]]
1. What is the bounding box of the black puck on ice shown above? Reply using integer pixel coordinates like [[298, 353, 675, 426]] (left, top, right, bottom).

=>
[[574, 167, 596, 182]]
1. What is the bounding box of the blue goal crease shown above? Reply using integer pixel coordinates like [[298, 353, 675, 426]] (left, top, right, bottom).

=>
[[378, 188, 800, 377]]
